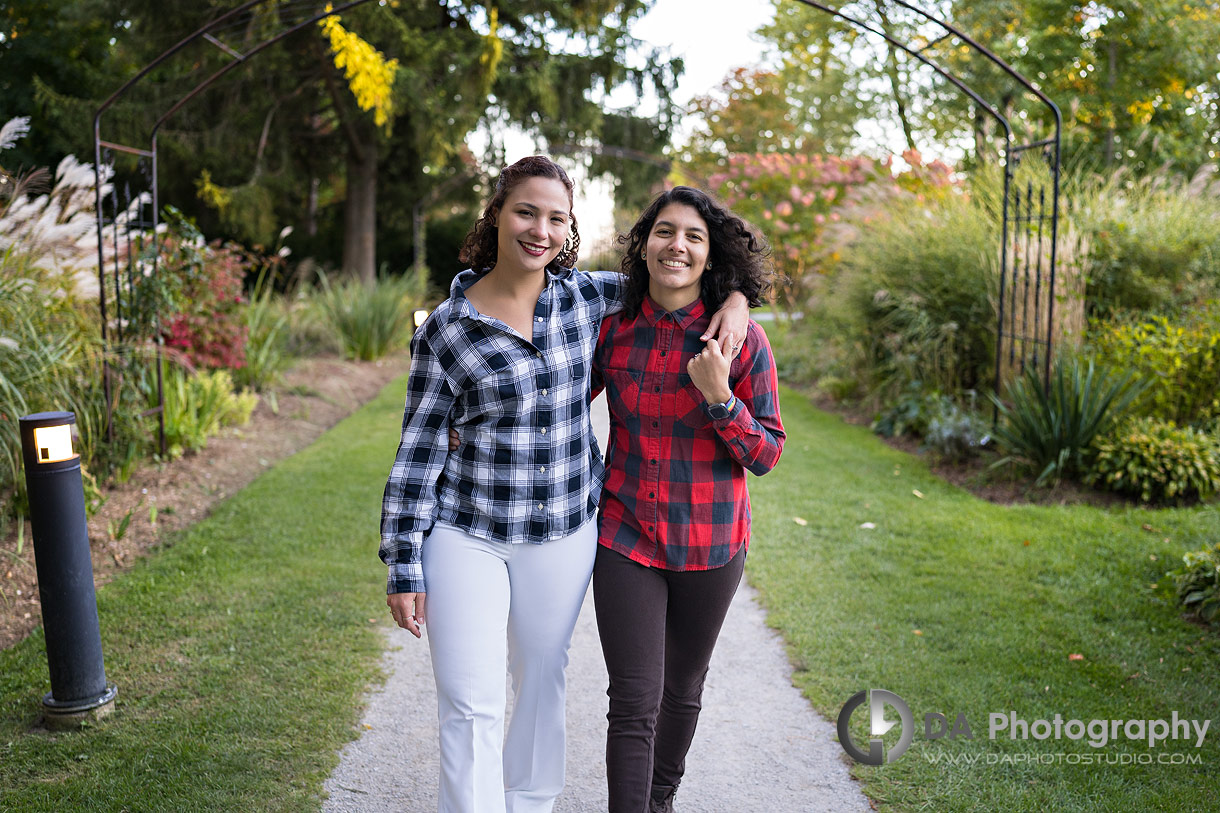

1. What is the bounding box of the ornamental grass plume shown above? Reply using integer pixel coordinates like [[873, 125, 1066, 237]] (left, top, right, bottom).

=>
[[0, 116, 152, 301]]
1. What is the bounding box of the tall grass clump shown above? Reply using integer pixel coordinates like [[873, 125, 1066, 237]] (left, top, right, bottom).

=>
[[818, 189, 998, 404], [1087, 302, 1220, 427], [0, 255, 154, 517], [1068, 164, 1220, 315], [315, 269, 423, 361], [233, 267, 293, 393]]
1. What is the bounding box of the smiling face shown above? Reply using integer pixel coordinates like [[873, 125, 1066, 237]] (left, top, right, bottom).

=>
[[493, 176, 572, 275], [645, 202, 710, 311]]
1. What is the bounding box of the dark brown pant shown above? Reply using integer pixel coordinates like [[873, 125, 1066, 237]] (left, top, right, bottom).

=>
[[592, 544, 746, 813]]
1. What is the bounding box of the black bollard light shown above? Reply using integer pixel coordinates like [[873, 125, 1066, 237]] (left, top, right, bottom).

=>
[[19, 412, 117, 729]]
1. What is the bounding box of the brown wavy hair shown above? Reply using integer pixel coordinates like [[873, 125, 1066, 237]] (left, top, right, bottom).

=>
[[617, 186, 772, 318], [458, 155, 581, 271]]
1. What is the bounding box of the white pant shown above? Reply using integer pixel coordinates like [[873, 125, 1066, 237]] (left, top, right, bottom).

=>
[[422, 521, 596, 813]]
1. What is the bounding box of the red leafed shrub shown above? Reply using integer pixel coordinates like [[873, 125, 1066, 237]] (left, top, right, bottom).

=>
[[134, 207, 251, 370], [162, 240, 249, 369]]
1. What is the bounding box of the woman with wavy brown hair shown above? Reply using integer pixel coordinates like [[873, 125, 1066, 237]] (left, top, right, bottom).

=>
[[380, 158, 749, 813], [592, 186, 785, 812]]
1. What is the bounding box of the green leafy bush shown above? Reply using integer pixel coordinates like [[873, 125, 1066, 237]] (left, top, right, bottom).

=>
[[1086, 417, 1220, 504], [872, 385, 990, 462], [1088, 306, 1220, 426], [923, 396, 991, 463], [1169, 543, 1220, 623], [162, 367, 258, 458], [989, 355, 1146, 485]]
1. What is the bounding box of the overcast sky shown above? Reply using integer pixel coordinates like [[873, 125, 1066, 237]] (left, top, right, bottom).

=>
[[573, 0, 778, 249], [617, 0, 776, 113]]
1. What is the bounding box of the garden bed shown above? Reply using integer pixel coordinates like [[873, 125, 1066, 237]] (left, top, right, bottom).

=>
[[0, 353, 409, 650], [801, 387, 1144, 510]]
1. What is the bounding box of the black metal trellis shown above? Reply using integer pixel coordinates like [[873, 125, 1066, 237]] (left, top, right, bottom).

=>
[[92, 0, 1064, 452], [93, 0, 375, 452], [792, 1, 1062, 399]]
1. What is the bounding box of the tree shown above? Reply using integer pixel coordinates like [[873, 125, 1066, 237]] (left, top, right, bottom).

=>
[[0, 0, 125, 170]]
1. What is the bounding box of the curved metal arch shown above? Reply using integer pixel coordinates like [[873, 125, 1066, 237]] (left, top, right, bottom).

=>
[[790, 0, 1061, 399], [92, 0, 376, 448], [889, 0, 1062, 391]]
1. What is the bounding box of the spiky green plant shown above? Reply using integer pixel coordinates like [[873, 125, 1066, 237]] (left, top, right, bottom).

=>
[[988, 355, 1148, 485]]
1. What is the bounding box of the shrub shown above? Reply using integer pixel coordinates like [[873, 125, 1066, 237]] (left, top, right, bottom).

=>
[[137, 207, 250, 370], [1169, 543, 1220, 624], [872, 385, 990, 462], [315, 270, 423, 361], [1086, 418, 1220, 504], [872, 384, 942, 439], [1088, 306, 1220, 426], [989, 355, 1147, 485], [923, 396, 991, 463], [162, 366, 258, 458]]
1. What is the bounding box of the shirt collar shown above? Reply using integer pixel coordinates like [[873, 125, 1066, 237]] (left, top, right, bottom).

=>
[[642, 294, 707, 329], [447, 265, 574, 324]]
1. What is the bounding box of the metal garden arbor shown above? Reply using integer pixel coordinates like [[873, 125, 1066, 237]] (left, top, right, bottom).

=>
[[92, 0, 374, 450]]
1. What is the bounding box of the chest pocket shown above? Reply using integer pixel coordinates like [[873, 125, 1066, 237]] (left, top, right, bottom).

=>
[[675, 373, 709, 430], [603, 367, 641, 422]]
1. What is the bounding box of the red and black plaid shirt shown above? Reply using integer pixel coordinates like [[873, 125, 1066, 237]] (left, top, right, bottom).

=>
[[592, 296, 785, 571]]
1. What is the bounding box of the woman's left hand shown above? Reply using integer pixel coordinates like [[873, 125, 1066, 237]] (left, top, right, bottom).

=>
[[688, 339, 734, 405], [702, 291, 749, 359]]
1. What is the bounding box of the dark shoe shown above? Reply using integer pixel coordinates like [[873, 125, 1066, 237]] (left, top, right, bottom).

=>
[[649, 783, 678, 813]]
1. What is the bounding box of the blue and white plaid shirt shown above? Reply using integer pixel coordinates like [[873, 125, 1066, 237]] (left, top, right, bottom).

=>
[[380, 266, 624, 594]]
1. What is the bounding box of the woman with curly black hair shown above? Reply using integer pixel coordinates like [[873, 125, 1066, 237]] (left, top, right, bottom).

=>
[[381, 160, 750, 813], [592, 186, 787, 813]]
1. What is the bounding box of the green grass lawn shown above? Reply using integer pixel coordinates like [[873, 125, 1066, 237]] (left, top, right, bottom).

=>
[[0, 378, 408, 811], [748, 388, 1220, 812]]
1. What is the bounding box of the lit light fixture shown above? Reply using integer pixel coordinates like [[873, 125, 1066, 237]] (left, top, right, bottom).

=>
[[413, 309, 429, 329], [32, 423, 76, 464], [19, 411, 117, 729]]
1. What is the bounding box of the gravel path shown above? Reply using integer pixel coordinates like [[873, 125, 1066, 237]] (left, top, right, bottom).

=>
[[323, 396, 871, 812]]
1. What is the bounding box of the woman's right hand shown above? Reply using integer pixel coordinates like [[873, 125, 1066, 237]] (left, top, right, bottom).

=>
[[387, 592, 426, 638], [448, 428, 460, 452]]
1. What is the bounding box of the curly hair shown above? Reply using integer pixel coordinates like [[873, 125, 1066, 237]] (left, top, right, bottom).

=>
[[458, 155, 581, 272], [617, 186, 772, 318]]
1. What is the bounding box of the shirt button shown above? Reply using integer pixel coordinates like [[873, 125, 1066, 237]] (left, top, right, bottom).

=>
[[537, 503, 544, 511], [541, 388, 548, 396], [649, 492, 655, 498], [539, 466, 546, 473], [648, 526, 655, 532], [653, 386, 660, 393], [536, 316, 542, 322], [540, 427, 547, 435], [650, 459, 657, 465], [651, 421, 658, 428], [660, 351, 667, 357]]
